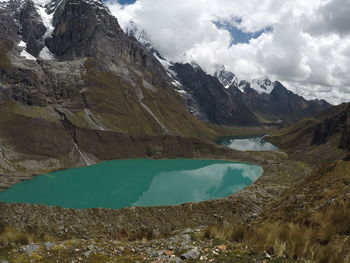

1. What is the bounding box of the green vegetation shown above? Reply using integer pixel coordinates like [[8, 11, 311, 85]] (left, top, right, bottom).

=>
[[0, 101, 58, 123], [266, 116, 347, 164], [0, 40, 13, 71], [0, 222, 36, 245], [84, 62, 219, 138]]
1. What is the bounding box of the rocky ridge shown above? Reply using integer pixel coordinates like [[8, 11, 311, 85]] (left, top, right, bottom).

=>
[[267, 102, 350, 163], [0, 0, 227, 178], [123, 21, 331, 126]]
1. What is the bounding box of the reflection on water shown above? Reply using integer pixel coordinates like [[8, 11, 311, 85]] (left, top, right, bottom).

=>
[[217, 136, 278, 151], [0, 159, 262, 209]]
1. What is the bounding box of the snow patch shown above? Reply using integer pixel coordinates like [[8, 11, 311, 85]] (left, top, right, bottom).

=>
[[20, 50, 36, 60], [32, 0, 51, 5], [250, 78, 275, 94], [214, 64, 239, 89], [17, 41, 36, 60], [36, 4, 55, 60], [18, 41, 26, 47], [39, 46, 54, 60], [153, 52, 186, 92]]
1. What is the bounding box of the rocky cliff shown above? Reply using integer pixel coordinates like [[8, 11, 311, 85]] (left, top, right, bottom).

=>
[[0, 0, 225, 176], [213, 66, 332, 124], [172, 62, 260, 126], [267, 103, 350, 163]]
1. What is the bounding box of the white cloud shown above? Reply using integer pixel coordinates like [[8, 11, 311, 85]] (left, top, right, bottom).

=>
[[106, 0, 350, 105]]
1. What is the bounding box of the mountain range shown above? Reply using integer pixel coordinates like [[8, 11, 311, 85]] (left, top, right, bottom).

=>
[[1, 1, 350, 262], [0, 0, 335, 174], [124, 21, 331, 125]]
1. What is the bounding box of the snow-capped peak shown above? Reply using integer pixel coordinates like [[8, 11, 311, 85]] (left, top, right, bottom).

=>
[[214, 64, 238, 89], [32, 0, 51, 6], [124, 21, 150, 45], [189, 60, 202, 71], [250, 77, 275, 94], [35, 0, 55, 60], [238, 80, 250, 92]]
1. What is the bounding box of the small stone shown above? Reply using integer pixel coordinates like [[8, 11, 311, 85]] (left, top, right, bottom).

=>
[[44, 242, 54, 250], [165, 250, 174, 256], [20, 244, 39, 256], [264, 251, 272, 259], [181, 248, 200, 260], [182, 234, 191, 241], [87, 245, 96, 251], [83, 251, 91, 257], [170, 257, 182, 263]]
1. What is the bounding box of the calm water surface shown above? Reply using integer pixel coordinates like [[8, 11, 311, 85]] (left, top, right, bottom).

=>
[[217, 136, 278, 151], [0, 159, 262, 209]]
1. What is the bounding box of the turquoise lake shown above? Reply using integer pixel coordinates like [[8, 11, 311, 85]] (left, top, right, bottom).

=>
[[0, 159, 263, 209], [217, 136, 278, 151]]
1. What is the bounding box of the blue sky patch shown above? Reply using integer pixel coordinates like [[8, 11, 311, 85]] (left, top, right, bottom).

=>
[[215, 21, 272, 45], [117, 0, 136, 4]]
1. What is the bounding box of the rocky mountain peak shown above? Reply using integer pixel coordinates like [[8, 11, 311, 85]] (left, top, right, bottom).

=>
[[214, 64, 238, 89], [46, 0, 121, 61], [18, 0, 47, 57], [250, 77, 274, 94], [124, 20, 150, 45], [237, 80, 250, 92]]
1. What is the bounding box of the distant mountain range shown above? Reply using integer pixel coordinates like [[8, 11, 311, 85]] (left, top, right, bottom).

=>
[[124, 20, 332, 125], [0, 0, 334, 175]]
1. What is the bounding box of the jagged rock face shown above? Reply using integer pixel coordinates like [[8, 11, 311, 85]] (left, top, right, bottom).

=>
[[214, 65, 238, 89], [339, 107, 350, 151], [0, 3, 21, 42], [268, 103, 350, 163], [18, 1, 46, 57], [210, 67, 332, 124], [172, 63, 259, 126], [46, 0, 164, 75], [47, 0, 123, 61], [312, 104, 350, 149], [270, 82, 331, 123], [0, 0, 222, 177], [232, 80, 331, 124]]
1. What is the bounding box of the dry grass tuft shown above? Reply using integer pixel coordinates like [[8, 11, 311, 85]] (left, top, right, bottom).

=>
[[203, 201, 350, 262], [0, 223, 35, 245]]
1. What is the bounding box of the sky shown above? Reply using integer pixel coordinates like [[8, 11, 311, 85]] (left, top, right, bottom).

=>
[[106, 0, 350, 104]]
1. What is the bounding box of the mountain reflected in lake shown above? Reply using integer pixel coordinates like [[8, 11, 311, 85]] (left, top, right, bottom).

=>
[[217, 136, 278, 151], [0, 159, 262, 209]]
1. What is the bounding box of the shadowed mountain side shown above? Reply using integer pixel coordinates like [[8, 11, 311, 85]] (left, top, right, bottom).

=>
[[266, 103, 350, 163]]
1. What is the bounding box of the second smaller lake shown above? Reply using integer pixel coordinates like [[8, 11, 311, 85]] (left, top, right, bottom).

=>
[[217, 136, 278, 151]]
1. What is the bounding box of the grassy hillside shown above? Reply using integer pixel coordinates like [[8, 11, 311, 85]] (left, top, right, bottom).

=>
[[266, 103, 350, 163]]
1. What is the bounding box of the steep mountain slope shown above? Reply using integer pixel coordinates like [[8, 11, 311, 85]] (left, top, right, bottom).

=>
[[121, 21, 331, 126], [172, 62, 260, 126], [0, 0, 221, 176], [214, 67, 332, 124], [267, 103, 350, 163], [214, 64, 238, 89]]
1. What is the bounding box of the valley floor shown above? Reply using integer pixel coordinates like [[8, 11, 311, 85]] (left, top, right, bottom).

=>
[[0, 132, 349, 262]]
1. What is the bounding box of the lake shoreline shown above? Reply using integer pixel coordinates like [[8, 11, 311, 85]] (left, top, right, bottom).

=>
[[0, 133, 306, 240]]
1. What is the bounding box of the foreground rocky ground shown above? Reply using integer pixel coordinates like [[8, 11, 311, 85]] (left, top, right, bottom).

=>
[[0, 228, 297, 263]]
